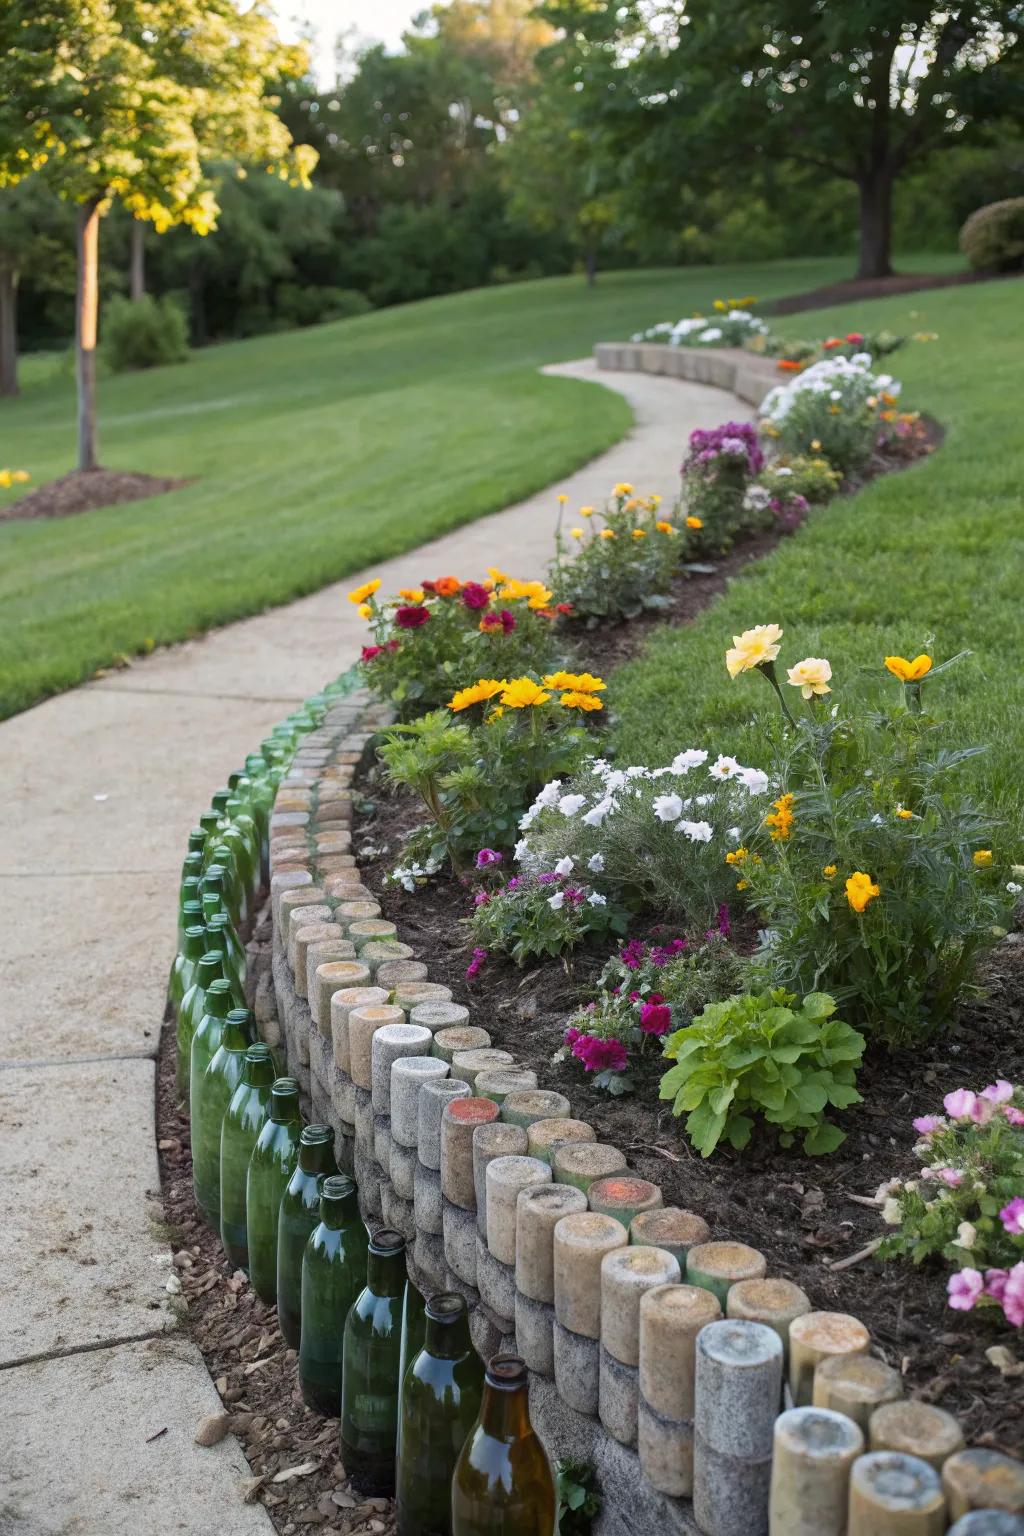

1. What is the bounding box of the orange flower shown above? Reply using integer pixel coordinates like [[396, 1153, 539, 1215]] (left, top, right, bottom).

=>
[[686, 516, 703, 530], [433, 576, 462, 597], [764, 793, 795, 842], [777, 359, 803, 373]]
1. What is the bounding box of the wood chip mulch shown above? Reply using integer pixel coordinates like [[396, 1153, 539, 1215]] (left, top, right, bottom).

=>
[[3, 467, 193, 521]]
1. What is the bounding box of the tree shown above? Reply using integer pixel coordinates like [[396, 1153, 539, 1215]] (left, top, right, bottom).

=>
[[0, 1, 316, 470], [542, 0, 1024, 280], [0, 182, 74, 395]]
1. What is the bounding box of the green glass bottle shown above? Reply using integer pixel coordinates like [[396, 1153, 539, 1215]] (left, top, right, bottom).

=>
[[188, 975, 233, 1138], [192, 1006, 251, 1231], [198, 808, 224, 861], [220, 1043, 276, 1270], [205, 912, 246, 1001], [169, 922, 206, 1016], [211, 787, 231, 814], [299, 1175, 370, 1416], [188, 826, 207, 857], [178, 951, 225, 1096], [396, 1294, 484, 1536], [178, 874, 202, 947], [225, 797, 260, 895], [451, 1356, 556, 1536], [340, 1228, 408, 1497], [399, 1279, 427, 1422], [277, 1126, 338, 1348], [201, 862, 229, 923], [248, 1077, 303, 1305]]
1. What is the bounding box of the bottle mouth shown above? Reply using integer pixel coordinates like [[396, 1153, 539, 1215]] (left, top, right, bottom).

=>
[[487, 1354, 528, 1390], [300, 1125, 334, 1146], [245, 1044, 271, 1061], [272, 1076, 299, 1094], [207, 978, 232, 994], [184, 924, 207, 940], [227, 1008, 252, 1026], [426, 1293, 466, 1324], [369, 1227, 405, 1256], [321, 1174, 356, 1200]]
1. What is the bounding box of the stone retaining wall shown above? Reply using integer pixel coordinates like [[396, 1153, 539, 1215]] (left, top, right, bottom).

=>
[[594, 340, 779, 410]]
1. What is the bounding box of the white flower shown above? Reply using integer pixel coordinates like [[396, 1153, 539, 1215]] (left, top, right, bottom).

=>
[[514, 838, 530, 861], [554, 856, 575, 877], [583, 798, 613, 827], [738, 767, 770, 796], [677, 820, 714, 843], [558, 794, 586, 817], [587, 892, 607, 907], [519, 806, 538, 831], [653, 793, 684, 823], [547, 891, 565, 911], [774, 466, 793, 477], [871, 814, 884, 826], [537, 780, 563, 808], [588, 853, 605, 873], [604, 770, 626, 792], [957, 1221, 977, 1250], [698, 326, 723, 343], [727, 826, 741, 842], [743, 485, 772, 512], [626, 766, 650, 779], [881, 1199, 902, 1227], [709, 754, 740, 781], [694, 794, 712, 807], [670, 749, 708, 773], [1007, 882, 1022, 895]]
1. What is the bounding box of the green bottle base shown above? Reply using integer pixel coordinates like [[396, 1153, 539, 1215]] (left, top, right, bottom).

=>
[[249, 1265, 277, 1306], [339, 1441, 395, 1498], [299, 1371, 342, 1418], [194, 1184, 220, 1230], [279, 1303, 302, 1350]]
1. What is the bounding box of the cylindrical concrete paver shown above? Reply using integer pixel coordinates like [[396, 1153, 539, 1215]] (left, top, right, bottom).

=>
[[486, 1154, 551, 1265]]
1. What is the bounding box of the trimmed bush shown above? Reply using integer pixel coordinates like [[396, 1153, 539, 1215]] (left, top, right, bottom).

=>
[[959, 198, 1024, 273], [275, 284, 373, 328], [104, 294, 188, 371]]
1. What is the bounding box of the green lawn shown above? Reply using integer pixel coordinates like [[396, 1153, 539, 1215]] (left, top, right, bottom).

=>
[[608, 277, 1024, 830], [0, 254, 951, 720]]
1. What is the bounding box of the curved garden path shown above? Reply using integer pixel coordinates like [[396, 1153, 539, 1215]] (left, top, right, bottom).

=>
[[0, 359, 750, 1533]]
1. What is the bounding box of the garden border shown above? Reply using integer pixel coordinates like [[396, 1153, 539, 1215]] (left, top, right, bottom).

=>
[[594, 341, 779, 411]]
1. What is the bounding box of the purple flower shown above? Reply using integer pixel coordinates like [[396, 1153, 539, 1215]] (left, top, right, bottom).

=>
[[475, 848, 503, 869], [982, 1080, 1014, 1104], [619, 939, 648, 970], [985, 1268, 1009, 1302], [506, 876, 521, 891], [564, 1026, 581, 1047], [473, 891, 490, 907], [465, 946, 488, 980], [651, 938, 687, 966], [1000, 1197, 1024, 1237], [1004, 1263, 1024, 1328], [537, 872, 559, 885], [947, 1269, 984, 1312], [563, 886, 585, 905]]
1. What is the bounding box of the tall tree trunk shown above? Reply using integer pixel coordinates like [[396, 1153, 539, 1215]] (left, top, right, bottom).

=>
[[130, 220, 145, 301], [76, 199, 101, 472], [0, 267, 18, 397], [856, 169, 894, 281]]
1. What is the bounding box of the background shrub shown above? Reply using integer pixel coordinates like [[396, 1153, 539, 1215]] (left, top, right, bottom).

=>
[[959, 198, 1024, 273], [103, 294, 188, 372]]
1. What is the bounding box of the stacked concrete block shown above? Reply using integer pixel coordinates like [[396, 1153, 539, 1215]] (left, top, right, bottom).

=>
[[433, 1025, 490, 1063], [813, 1354, 903, 1431], [514, 1184, 588, 1376], [309, 957, 368, 1036], [788, 1312, 871, 1407], [686, 1241, 768, 1307], [440, 1097, 499, 1287], [727, 1278, 812, 1363], [868, 1400, 965, 1470], [847, 1452, 947, 1535], [693, 1319, 784, 1536], [769, 1407, 863, 1535], [589, 1174, 663, 1230], [292, 921, 344, 999], [552, 1142, 627, 1193], [552, 1211, 627, 1416], [638, 1283, 721, 1497], [527, 1117, 595, 1164], [480, 1154, 551, 1324], [941, 1450, 1024, 1523], [598, 1246, 680, 1447]]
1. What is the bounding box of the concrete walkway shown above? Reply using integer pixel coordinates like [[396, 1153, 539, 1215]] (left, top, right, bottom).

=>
[[0, 359, 747, 1533]]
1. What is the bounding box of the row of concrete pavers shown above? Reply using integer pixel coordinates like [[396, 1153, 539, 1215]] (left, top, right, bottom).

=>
[[593, 340, 777, 411], [259, 703, 1024, 1536]]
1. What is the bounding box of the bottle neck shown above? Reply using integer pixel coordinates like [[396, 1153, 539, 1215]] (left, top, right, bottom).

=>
[[423, 1308, 471, 1361], [270, 1087, 300, 1123], [297, 1139, 336, 1175], [321, 1187, 361, 1229], [367, 1248, 406, 1297], [220, 1020, 249, 1052], [478, 1376, 533, 1441], [205, 986, 232, 1019], [242, 1053, 275, 1087]]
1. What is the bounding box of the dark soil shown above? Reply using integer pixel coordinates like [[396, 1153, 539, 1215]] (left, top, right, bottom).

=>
[[3, 466, 193, 521], [763, 267, 1022, 319], [155, 1014, 397, 1536]]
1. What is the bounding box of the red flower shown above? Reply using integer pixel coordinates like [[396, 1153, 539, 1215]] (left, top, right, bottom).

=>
[[461, 581, 490, 610], [845, 332, 864, 344], [555, 602, 573, 615], [639, 1002, 672, 1036], [823, 337, 842, 350], [361, 644, 384, 662], [480, 609, 516, 634], [395, 605, 429, 629], [386, 639, 400, 652], [421, 580, 437, 594]]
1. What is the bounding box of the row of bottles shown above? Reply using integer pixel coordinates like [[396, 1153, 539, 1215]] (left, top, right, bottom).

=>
[[168, 681, 555, 1534]]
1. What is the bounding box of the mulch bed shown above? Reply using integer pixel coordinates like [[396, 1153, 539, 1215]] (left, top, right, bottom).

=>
[[762, 267, 1022, 319], [3, 467, 192, 521], [155, 1017, 397, 1536]]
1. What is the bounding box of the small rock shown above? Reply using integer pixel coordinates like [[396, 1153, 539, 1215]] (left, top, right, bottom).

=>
[[195, 1411, 232, 1447], [272, 1460, 320, 1484]]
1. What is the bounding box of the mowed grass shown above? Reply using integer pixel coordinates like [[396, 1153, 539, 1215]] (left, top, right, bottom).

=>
[[0, 254, 936, 719], [608, 277, 1024, 830]]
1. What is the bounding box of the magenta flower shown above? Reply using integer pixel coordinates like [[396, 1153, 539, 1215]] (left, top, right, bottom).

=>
[[936, 1167, 964, 1187], [506, 876, 521, 891], [640, 1002, 672, 1037], [982, 1079, 1014, 1103], [1003, 1263, 1024, 1328], [571, 1034, 628, 1074], [619, 939, 648, 970], [648, 992, 665, 1005], [475, 848, 502, 869], [943, 1089, 978, 1121], [947, 1269, 984, 1311], [1005, 1106, 1024, 1127], [564, 1026, 581, 1047], [465, 946, 488, 980], [474, 891, 490, 907], [985, 1268, 1009, 1302], [912, 1115, 945, 1137], [1000, 1197, 1024, 1237], [395, 604, 430, 629], [461, 581, 490, 610]]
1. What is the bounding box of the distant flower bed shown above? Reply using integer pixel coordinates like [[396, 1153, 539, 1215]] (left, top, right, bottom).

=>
[[632, 298, 769, 349]]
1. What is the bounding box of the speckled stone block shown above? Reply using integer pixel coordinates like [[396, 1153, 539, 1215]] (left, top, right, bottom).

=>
[[552, 1317, 600, 1417], [332, 898, 381, 926], [694, 1436, 774, 1536], [515, 1291, 555, 1377], [630, 1207, 711, 1270], [695, 1320, 783, 1460], [390, 1056, 449, 1147], [552, 1142, 627, 1193], [599, 1345, 639, 1447], [360, 940, 415, 977], [330, 984, 388, 1074], [947, 1514, 1024, 1534], [418, 1077, 471, 1169], [686, 1241, 768, 1309], [769, 1407, 863, 1536], [475, 1067, 539, 1105], [728, 1278, 812, 1364], [442, 1196, 479, 1286], [348, 1002, 405, 1090], [942, 1450, 1024, 1523], [501, 1089, 571, 1130], [553, 1211, 628, 1339], [476, 1234, 516, 1323], [354, 1138, 382, 1221], [639, 1283, 721, 1424], [527, 1118, 595, 1165], [638, 1395, 695, 1499], [450, 1048, 515, 1091], [389, 1138, 419, 1201], [411, 1001, 470, 1038], [375, 959, 429, 990], [441, 1097, 500, 1208], [348, 918, 398, 947], [292, 922, 342, 998], [485, 1155, 551, 1265], [414, 1229, 447, 1291], [812, 1353, 903, 1431], [515, 1184, 588, 1304], [432, 1025, 490, 1063], [380, 1181, 416, 1242], [472, 1121, 529, 1238], [287, 903, 333, 970], [310, 957, 368, 1034], [271, 870, 312, 926], [370, 1022, 432, 1113], [392, 982, 452, 1011], [788, 1311, 870, 1407], [869, 1401, 965, 1471], [372, 1112, 391, 1171], [414, 1160, 443, 1236], [279, 887, 328, 948], [600, 1246, 680, 1367], [352, 1084, 373, 1153], [849, 1452, 946, 1535]]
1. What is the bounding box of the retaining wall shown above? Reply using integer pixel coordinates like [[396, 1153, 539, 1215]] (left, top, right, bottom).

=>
[[594, 340, 778, 410]]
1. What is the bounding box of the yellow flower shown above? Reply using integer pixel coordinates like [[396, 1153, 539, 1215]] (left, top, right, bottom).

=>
[[725, 848, 749, 866], [726, 623, 784, 679], [656, 520, 676, 535], [501, 677, 551, 709], [632, 528, 647, 540], [557, 493, 568, 504], [828, 405, 841, 415], [885, 654, 932, 683], [625, 499, 638, 513], [736, 879, 749, 891], [580, 507, 594, 518], [823, 865, 837, 879], [570, 528, 584, 540], [358, 604, 373, 619], [761, 423, 780, 439], [845, 872, 880, 913], [560, 691, 604, 712], [686, 516, 703, 530], [651, 494, 662, 508], [487, 566, 508, 585], [449, 678, 508, 712], [713, 299, 726, 312], [810, 439, 822, 452], [348, 578, 381, 605], [542, 671, 606, 693], [0, 470, 11, 488], [613, 482, 634, 496], [895, 807, 914, 820], [397, 587, 424, 603], [786, 657, 832, 700], [765, 792, 795, 842], [498, 578, 553, 610], [487, 705, 505, 723], [973, 850, 993, 868], [600, 529, 616, 540], [866, 395, 878, 408]]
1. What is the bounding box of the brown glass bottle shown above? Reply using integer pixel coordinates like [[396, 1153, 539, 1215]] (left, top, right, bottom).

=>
[[451, 1356, 556, 1536]]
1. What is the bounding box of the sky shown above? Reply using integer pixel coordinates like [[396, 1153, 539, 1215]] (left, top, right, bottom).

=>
[[276, 0, 427, 85]]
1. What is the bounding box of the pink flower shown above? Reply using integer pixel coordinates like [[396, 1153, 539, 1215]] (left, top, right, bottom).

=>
[[985, 1269, 1009, 1302], [461, 582, 490, 610], [465, 946, 488, 979], [564, 1026, 581, 1047], [640, 1002, 672, 1037], [1005, 1106, 1024, 1127], [1000, 1197, 1024, 1236], [475, 848, 502, 869], [1003, 1263, 1024, 1328], [395, 604, 429, 629], [936, 1167, 964, 1187], [970, 1095, 996, 1125], [474, 891, 490, 907], [943, 1089, 978, 1121], [947, 1269, 984, 1311], [648, 992, 665, 1005], [912, 1115, 945, 1136], [571, 1034, 628, 1074], [982, 1080, 1014, 1104]]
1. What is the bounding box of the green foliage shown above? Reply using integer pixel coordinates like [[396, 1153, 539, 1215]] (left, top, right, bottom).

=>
[[274, 285, 372, 329], [556, 1458, 602, 1536], [470, 870, 625, 965], [378, 701, 590, 874], [759, 356, 900, 477], [550, 487, 679, 625], [755, 455, 842, 507], [737, 658, 1014, 1049], [959, 197, 1024, 273], [659, 989, 865, 1157], [103, 294, 188, 372]]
